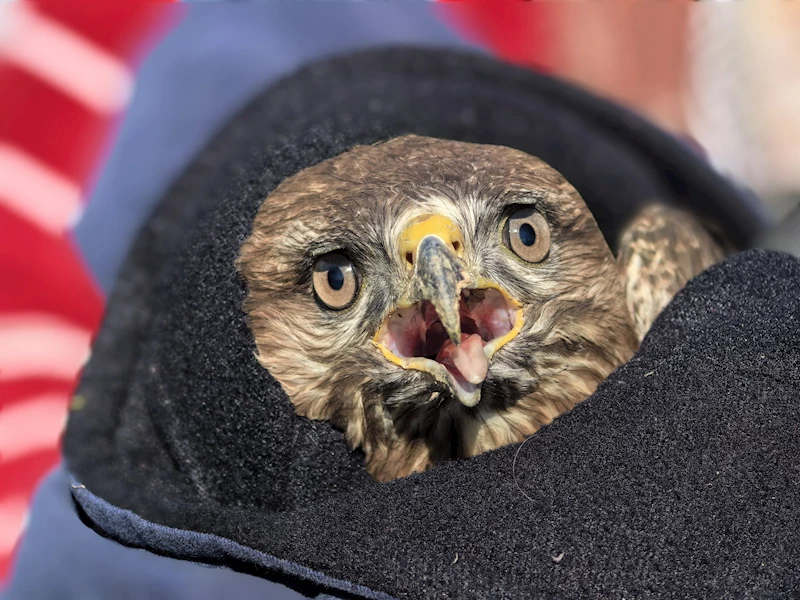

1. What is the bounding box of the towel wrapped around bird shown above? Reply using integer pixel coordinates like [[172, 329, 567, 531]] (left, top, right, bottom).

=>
[[62, 48, 800, 599]]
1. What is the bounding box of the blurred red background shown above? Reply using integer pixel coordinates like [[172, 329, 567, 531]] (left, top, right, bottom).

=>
[[0, 1, 178, 582]]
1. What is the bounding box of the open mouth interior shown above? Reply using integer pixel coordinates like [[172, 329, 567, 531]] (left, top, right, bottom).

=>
[[375, 288, 519, 399]]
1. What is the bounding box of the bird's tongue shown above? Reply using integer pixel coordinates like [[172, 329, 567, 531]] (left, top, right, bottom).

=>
[[436, 333, 488, 385]]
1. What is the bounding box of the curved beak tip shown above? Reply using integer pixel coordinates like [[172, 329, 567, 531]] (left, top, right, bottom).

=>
[[412, 234, 468, 344]]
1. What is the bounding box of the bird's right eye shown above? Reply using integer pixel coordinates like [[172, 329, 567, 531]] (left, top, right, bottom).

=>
[[312, 253, 358, 310]]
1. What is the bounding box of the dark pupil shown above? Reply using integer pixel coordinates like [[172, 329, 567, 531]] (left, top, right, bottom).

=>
[[518, 223, 536, 246], [327, 266, 345, 291]]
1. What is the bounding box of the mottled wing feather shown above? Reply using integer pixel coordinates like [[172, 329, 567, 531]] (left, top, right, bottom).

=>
[[617, 203, 725, 341]]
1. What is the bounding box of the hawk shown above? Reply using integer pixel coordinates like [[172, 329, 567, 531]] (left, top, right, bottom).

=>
[[238, 135, 723, 482]]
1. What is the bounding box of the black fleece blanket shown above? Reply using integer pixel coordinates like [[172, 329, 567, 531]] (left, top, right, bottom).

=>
[[64, 48, 798, 599]]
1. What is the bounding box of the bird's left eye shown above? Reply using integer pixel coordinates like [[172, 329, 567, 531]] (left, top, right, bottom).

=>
[[312, 253, 358, 310], [502, 207, 551, 263]]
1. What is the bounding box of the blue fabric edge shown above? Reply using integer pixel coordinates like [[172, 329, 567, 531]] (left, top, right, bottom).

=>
[[69, 474, 397, 600]]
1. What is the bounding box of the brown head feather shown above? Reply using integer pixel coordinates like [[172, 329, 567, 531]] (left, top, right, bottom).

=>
[[238, 135, 640, 481]]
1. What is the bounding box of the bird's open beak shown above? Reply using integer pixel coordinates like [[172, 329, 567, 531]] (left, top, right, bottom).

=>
[[410, 233, 469, 345], [373, 215, 524, 407]]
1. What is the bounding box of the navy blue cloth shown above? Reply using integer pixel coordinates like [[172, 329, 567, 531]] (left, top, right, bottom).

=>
[[69, 472, 393, 600], [74, 4, 474, 292], [2, 468, 315, 600]]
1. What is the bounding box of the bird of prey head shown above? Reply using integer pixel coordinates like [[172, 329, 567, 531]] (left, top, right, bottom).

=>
[[238, 135, 695, 482]]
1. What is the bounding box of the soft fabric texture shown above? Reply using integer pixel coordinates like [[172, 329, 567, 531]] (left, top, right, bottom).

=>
[[2, 469, 313, 600], [61, 48, 793, 599]]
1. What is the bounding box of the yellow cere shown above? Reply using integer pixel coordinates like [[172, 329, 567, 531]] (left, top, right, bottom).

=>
[[399, 214, 465, 268]]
